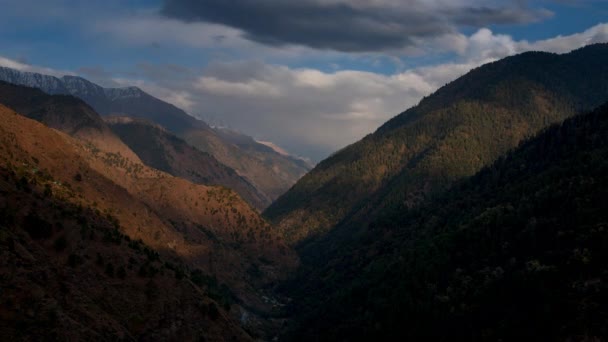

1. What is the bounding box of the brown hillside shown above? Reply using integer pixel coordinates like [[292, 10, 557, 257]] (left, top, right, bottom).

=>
[[182, 127, 309, 202], [0, 81, 141, 164], [0, 110, 251, 341], [105, 116, 271, 210], [0, 104, 297, 337], [0, 71, 311, 204]]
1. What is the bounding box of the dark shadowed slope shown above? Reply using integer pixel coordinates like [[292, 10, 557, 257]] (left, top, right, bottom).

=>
[[0, 165, 251, 341], [284, 100, 608, 342]]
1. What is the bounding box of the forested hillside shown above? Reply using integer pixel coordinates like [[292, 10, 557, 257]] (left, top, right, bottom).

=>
[[283, 102, 608, 341], [265, 44, 608, 245]]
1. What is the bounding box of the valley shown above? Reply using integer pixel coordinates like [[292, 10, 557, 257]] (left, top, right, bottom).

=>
[[1, 24, 608, 340]]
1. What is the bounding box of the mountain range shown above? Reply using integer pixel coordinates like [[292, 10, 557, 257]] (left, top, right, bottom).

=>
[[0, 82, 296, 340], [0, 67, 311, 209], [2, 43, 608, 341]]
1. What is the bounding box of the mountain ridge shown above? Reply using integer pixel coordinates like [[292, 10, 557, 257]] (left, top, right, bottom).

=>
[[0, 67, 311, 206], [284, 101, 608, 340], [105, 116, 272, 210], [265, 43, 608, 245]]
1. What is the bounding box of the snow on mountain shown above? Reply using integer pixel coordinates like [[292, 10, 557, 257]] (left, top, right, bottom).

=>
[[0, 66, 143, 102], [0, 66, 68, 94]]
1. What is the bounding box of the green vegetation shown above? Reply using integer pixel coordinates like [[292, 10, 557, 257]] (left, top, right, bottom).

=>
[[265, 44, 608, 245], [284, 103, 608, 341]]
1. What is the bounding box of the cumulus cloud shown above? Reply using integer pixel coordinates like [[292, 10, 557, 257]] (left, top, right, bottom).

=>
[[109, 59, 480, 160], [0, 56, 73, 77], [196, 76, 282, 98], [111, 23, 608, 161], [518, 23, 608, 53], [2, 12, 607, 161], [160, 0, 552, 52]]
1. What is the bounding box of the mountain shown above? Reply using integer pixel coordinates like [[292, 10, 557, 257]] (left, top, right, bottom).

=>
[[214, 127, 314, 170], [0, 81, 269, 210], [264, 43, 608, 245], [211, 127, 313, 198], [0, 81, 141, 164], [283, 101, 608, 341], [0, 66, 68, 94], [0, 89, 297, 338], [105, 117, 271, 210], [0, 157, 251, 340], [60, 74, 206, 133], [0, 67, 311, 204], [0, 103, 255, 340], [0, 68, 203, 132]]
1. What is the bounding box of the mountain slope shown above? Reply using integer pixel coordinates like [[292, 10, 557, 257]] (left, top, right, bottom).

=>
[[0, 66, 67, 94], [105, 117, 271, 210], [0, 81, 141, 164], [284, 101, 608, 341], [214, 127, 313, 171], [60, 74, 206, 133], [0, 104, 257, 340], [0, 100, 297, 337], [0, 164, 251, 341], [265, 43, 608, 245], [0, 79, 289, 210], [0, 67, 311, 203], [204, 127, 312, 200]]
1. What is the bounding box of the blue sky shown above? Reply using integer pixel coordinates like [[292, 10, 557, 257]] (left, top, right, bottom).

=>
[[1, 0, 608, 161]]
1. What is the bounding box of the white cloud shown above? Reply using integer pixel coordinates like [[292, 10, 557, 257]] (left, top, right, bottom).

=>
[[2, 18, 608, 161], [467, 28, 518, 60], [117, 61, 471, 160], [117, 23, 608, 160], [457, 23, 608, 58], [0, 57, 28, 70], [518, 23, 608, 53], [195, 76, 282, 97], [0, 56, 73, 77], [293, 70, 337, 89]]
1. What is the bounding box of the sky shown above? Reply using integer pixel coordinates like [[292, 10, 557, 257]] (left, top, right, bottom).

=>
[[1, 0, 608, 161]]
